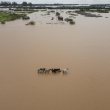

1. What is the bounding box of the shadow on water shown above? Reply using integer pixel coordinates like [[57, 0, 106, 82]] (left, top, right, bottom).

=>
[[63, 72, 68, 75], [38, 72, 60, 75], [52, 72, 61, 75], [38, 72, 50, 75]]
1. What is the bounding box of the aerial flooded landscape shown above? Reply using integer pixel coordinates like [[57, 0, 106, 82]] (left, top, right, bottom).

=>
[[0, 2, 110, 110]]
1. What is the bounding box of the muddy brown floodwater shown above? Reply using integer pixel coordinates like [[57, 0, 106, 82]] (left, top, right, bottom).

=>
[[0, 10, 110, 110]]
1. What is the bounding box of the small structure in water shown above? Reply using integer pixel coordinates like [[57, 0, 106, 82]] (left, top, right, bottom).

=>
[[22, 16, 30, 19], [51, 17, 54, 20], [58, 16, 63, 20]]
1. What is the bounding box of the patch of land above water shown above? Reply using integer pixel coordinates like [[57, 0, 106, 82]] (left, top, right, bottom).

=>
[[0, 12, 26, 22]]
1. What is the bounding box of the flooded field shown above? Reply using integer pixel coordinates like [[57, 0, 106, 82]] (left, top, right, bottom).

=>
[[0, 10, 110, 110]]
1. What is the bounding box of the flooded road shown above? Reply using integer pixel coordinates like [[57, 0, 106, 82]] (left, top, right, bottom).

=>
[[0, 10, 110, 110]]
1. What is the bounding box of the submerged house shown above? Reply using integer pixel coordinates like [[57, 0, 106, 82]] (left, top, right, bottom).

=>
[[22, 16, 30, 19], [58, 16, 63, 20]]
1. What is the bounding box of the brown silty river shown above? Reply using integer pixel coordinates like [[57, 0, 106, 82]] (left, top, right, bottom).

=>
[[0, 10, 110, 110]]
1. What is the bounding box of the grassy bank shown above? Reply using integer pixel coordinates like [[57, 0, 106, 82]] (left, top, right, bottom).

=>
[[0, 12, 26, 22]]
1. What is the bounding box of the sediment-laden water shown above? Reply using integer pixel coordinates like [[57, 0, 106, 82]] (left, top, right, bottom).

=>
[[0, 10, 110, 110]]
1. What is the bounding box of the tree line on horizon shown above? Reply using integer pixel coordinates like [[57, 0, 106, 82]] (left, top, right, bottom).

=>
[[0, 1, 110, 11], [0, 1, 32, 6]]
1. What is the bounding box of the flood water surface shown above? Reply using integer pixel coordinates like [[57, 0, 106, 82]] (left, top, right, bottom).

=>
[[0, 11, 110, 110]]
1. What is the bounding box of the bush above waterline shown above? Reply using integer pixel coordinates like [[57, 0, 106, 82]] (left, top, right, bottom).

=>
[[65, 18, 73, 22], [56, 12, 60, 16], [26, 21, 35, 25], [1, 21, 5, 24], [65, 18, 75, 25], [70, 21, 75, 25]]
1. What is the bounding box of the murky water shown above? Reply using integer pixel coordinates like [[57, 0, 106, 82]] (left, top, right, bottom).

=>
[[0, 10, 110, 110]]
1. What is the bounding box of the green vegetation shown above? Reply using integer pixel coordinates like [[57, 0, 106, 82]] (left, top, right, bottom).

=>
[[56, 12, 60, 16], [66, 11, 75, 13], [68, 13, 78, 16], [50, 10, 55, 13], [74, 8, 109, 13], [97, 10, 109, 13], [65, 18, 75, 25], [13, 8, 39, 13], [41, 10, 47, 11], [1, 21, 5, 24], [17, 10, 38, 13], [65, 18, 73, 22], [41, 13, 50, 16], [70, 21, 75, 24], [66, 11, 78, 16], [0, 12, 26, 22], [26, 21, 35, 25]]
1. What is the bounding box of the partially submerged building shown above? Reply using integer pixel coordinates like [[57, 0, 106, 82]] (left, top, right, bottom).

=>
[[58, 16, 63, 20]]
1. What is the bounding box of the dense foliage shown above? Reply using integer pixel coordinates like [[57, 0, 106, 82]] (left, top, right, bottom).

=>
[[0, 12, 26, 22], [56, 12, 60, 16], [26, 21, 35, 25], [65, 18, 75, 25]]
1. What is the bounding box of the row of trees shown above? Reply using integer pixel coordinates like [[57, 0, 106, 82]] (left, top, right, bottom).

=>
[[0, 1, 32, 6]]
